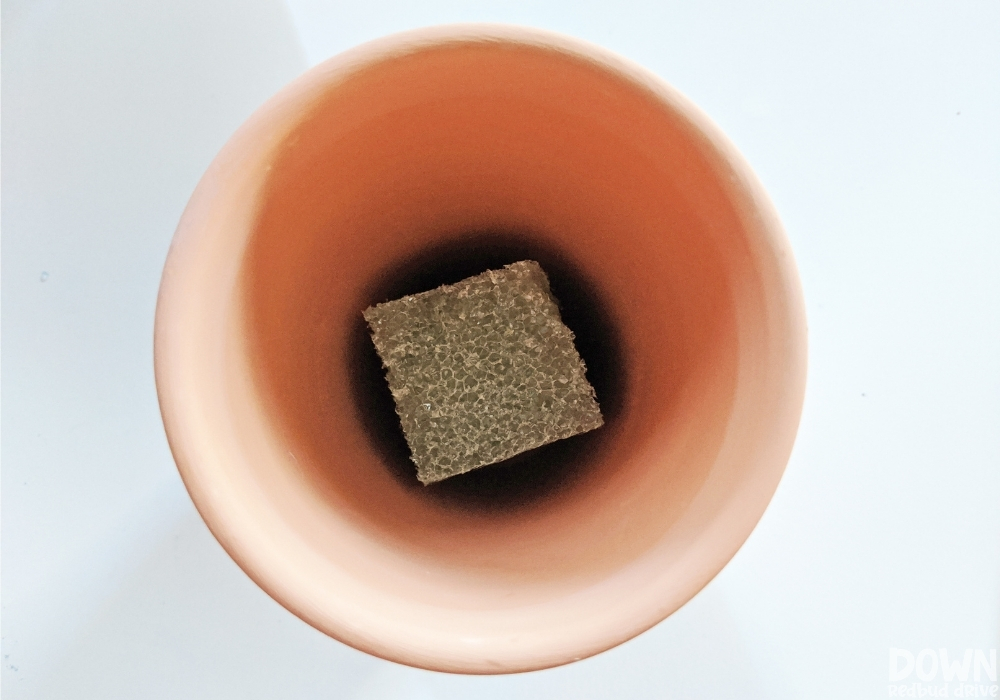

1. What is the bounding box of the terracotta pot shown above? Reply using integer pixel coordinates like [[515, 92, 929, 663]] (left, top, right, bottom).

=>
[[154, 25, 807, 674]]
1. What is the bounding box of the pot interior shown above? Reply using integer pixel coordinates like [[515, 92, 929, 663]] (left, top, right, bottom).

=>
[[192, 35, 803, 670]]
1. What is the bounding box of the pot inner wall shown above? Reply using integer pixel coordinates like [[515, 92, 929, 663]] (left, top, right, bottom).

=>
[[240, 42, 749, 602]]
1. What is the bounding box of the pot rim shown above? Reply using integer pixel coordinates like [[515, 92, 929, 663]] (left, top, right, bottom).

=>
[[154, 23, 807, 674]]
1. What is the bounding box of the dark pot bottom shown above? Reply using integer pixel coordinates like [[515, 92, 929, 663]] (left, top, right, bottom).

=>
[[348, 229, 628, 512]]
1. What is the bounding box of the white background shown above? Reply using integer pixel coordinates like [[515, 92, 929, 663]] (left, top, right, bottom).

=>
[[2, 1, 998, 698]]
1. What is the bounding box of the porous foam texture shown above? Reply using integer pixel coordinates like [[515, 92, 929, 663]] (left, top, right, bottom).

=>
[[364, 260, 604, 484]]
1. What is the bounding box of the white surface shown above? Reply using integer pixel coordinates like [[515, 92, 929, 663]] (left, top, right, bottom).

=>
[[2, 1, 998, 698]]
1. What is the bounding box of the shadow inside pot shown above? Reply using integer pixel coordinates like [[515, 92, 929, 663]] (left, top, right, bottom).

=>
[[348, 230, 627, 513]]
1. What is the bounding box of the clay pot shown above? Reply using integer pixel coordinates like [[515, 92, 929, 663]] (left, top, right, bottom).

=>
[[154, 25, 807, 673]]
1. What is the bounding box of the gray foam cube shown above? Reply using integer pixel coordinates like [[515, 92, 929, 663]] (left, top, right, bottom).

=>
[[363, 260, 604, 484]]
